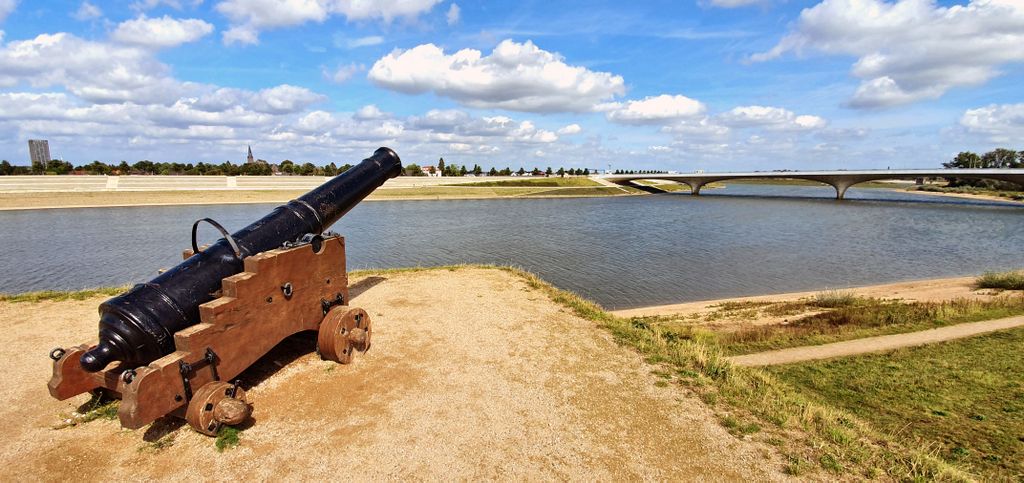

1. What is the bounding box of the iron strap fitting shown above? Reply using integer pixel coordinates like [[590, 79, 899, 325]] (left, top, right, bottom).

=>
[[320, 293, 346, 316], [178, 347, 220, 402]]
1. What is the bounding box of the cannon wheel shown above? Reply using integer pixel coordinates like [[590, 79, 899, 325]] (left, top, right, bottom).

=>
[[185, 381, 248, 436], [318, 306, 371, 364]]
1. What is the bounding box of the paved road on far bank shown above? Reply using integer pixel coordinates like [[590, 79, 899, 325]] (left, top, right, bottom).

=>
[[729, 316, 1024, 366]]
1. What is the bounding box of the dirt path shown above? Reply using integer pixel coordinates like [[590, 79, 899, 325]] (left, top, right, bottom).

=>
[[611, 275, 992, 319], [729, 315, 1024, 366], [0, 268, 783, 480]]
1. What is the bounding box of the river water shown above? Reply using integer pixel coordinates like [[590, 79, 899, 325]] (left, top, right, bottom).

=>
[[1, 185, 1022, 309]]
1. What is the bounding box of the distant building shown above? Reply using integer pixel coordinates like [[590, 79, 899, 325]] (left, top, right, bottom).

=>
[[28, 139, 50, 168], [246, 145, 255, 164], [422, 165, 441, 177]]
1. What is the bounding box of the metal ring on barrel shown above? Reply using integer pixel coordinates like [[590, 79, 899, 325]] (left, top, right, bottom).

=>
[[191, 218, 243, 259]]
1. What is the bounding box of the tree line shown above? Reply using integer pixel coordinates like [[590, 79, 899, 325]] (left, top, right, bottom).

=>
[[401, 158, 592, 177], [0, 159, 354, 176], [611, 169, 668, 175], [943, 148, 1023, 190]]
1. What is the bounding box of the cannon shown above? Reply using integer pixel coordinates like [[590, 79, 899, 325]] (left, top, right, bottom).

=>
[[48, 147, 401, 436]]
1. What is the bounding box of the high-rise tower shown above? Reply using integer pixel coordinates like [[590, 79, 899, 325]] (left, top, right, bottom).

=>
[[28, 139, 51, 169]]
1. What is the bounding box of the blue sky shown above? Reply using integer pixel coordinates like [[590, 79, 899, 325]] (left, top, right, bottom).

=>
[[0, 0, 1022, 171]]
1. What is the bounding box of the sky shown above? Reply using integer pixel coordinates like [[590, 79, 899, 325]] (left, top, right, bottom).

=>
[[0, 0, 1022, 172]]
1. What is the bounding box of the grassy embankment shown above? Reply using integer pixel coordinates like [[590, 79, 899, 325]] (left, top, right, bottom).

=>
[[634, 290, 1024, 356], [8, 268, 1023, 479], [770, 328, 1024, 479], [910, 184, 1024, 201]]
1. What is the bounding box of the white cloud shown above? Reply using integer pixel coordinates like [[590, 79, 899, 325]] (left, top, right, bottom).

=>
[[248, 85, 324, 114], [112, 15, 214, 48], [960, 103, 1024, 142], [447, 3, 460, 25], [0, 33, 188, 104], [368, 39, 625, 112], [353, 104, 388, 120], [603, 94, 706, 124], [336, 35, 384, 49], [131, 0, 204, 11], [323, 62, 364, 83], [718, 105, 827, 130], [557, 124, 582, 135], [752, 0, 1024, 108], [661, 117, 731, 140], [0, 0, 17, 23], [648, 145, 672, 153], [73, 2, 102, 21], [216, 0, 442, 45], [706, 0, 763, 7]]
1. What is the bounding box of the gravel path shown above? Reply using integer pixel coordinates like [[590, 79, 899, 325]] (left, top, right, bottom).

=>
[[0, 268, 783, 480], [729, 315, 1024, 366]]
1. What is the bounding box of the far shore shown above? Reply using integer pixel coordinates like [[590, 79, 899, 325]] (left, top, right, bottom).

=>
[[0, 180, 1020, 211]]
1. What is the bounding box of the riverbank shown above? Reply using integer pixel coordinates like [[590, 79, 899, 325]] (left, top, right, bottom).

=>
[[0, 266, 780, 481], [0, 185, 637, 211], [2, 267, 1020, 479]]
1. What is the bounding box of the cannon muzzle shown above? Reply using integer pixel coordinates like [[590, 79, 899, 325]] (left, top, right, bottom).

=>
[[80, 147, 402, 372]]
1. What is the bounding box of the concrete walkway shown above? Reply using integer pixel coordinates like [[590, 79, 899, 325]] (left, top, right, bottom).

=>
[[729, 315, 1024, 366]]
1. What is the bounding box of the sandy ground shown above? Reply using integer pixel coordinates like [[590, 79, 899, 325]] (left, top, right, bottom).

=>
[[729, 315, 1024, 366], [611, 275, 992, 319], [902, 188, 1024, 204], [0, 268, 783, 481], [0, 187, 632, 211]]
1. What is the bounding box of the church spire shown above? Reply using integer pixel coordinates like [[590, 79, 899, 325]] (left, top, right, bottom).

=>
[[247, 145, 254, 164]]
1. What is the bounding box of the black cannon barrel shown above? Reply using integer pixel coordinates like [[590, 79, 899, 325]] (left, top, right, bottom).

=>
[[80, 147, 402, 372]]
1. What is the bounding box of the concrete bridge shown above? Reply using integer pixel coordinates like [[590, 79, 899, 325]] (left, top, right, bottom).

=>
[[602, 169, 1024, 200]]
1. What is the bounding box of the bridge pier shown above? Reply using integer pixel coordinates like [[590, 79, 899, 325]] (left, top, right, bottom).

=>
[[686, 181, 706, 196]]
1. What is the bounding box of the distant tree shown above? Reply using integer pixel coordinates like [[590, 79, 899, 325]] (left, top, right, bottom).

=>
[[299, 162, 317, 175], [438, 157, 446, 176], [517, 167, 526, 175], [459, 165, 468, 176], [338, 163, 353, 174], [0, 160, 12, 175], [280, 160, 295, 174], [583, 168, 590, 175], [982, 148, 1018, 168], [545, 167, 553, 176], [472, 164, 482, 175], [488, 167, 498, 176], [944, 149, 1021, 189], [556, 167, 565, 177], [404, 163, 425, 176]]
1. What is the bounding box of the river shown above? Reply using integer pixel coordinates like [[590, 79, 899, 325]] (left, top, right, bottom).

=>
[[1, 184, 1022, 309]]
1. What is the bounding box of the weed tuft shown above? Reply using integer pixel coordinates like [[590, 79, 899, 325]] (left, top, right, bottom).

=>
[[215, 426, 241, 452], [976, 270, 1024, 290]]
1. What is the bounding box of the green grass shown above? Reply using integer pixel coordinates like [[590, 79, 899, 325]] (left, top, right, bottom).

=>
[[451, 177, 601, 187], [496, 267, 970, 480], [635, 295, 1024, 357], [976, 270, 1024, 290], [215, 426, 241, 452], [0, 286, 129, 303], [811, 289, 858, 308], [55, 392, 120, 429], [769, 328, 1024, 480]]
